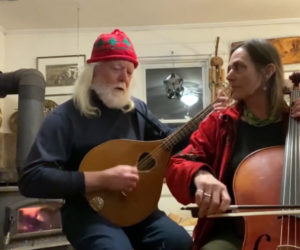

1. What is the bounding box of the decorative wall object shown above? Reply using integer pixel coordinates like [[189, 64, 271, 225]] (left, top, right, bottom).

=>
[[44, 99, 58, 116], [209, 37, 225, 102], [0, 133, 17, 179], [36, 55, 86, 87], [231, 36, 300, 65], [8, 99, 58, 134], [8, 111, 17, 134]]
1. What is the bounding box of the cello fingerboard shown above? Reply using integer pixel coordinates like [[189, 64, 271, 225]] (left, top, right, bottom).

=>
[[280, 88, 300, 214]]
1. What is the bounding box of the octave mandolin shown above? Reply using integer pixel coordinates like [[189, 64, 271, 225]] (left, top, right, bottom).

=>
[[79, 101, 215, 226]]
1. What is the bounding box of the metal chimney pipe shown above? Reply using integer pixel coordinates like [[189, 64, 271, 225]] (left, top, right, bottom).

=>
[[0, 69, 45, 174]]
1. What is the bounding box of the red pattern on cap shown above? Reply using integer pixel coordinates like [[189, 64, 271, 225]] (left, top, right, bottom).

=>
[[87, 29, 138, 68]]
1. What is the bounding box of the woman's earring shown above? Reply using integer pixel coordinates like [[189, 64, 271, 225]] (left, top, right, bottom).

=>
[[263, 74, 270, 91]]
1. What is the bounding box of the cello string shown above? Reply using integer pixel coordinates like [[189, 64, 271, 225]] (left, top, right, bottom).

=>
[[287, 89, 300, 246], [291, 89, 297, 245], [292, 90, 296, 246], [280, 91, 294, 245], [292, 90, 297, 246], [294, 89, 300, 246], [288, 90, 294, 246], [291, 89, 300, 247], [281, 89, 298, 246], [295, 111, 300, 246], [288, 89, 297, 246]]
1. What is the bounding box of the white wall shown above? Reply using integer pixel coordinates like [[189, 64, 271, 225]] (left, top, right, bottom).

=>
[[2, 19, 300, 134]]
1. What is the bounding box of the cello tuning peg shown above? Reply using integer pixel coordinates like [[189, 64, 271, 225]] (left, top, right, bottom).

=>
[[289, 72, 300, 87]]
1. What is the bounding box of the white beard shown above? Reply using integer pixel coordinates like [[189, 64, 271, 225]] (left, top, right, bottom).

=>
[[91, 80, 132, 110]]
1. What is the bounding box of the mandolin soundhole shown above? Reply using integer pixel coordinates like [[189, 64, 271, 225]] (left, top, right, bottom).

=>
[[138, 152, 156, 171]]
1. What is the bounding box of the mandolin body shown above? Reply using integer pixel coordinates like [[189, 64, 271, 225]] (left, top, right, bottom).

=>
[[79, 138, 171, 226]]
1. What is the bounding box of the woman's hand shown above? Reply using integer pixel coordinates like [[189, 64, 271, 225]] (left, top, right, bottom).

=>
[[213, 95, 229, 111], [194, 169, 231, 217], [213, 89, 232, 112]]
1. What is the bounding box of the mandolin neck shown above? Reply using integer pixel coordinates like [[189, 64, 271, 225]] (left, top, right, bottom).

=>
[[162, 103, 214, 150]]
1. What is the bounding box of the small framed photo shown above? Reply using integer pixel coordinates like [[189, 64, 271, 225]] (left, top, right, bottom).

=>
[[36, 55, 86, 93]]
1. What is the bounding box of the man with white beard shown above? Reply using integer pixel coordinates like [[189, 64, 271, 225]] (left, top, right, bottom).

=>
[[19, 29, 193, 250]]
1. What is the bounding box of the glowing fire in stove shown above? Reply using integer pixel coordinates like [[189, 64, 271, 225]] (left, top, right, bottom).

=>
[[17, 205, 62, 233]]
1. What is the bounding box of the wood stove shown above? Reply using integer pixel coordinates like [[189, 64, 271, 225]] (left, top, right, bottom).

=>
[[0, 70, 73, 249], [0, 187, 72, 249]]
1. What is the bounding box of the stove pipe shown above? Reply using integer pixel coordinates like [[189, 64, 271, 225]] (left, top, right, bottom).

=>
[[0, 69, 45, 174]]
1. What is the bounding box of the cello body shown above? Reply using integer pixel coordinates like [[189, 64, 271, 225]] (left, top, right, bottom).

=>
[[233, 146, 300, 250]]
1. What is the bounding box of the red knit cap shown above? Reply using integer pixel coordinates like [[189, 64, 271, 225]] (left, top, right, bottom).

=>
[[87, 29, 138, 68]]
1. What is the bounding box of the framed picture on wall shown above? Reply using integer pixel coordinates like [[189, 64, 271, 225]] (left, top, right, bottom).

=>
[[140, 54, 210, 128], [146, 67, 204, 126], [231, 36, 300, 65], [36, 55, 86, 88]]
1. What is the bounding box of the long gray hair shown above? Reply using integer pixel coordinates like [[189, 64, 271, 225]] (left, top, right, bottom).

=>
[[73, 63, 100, 117]]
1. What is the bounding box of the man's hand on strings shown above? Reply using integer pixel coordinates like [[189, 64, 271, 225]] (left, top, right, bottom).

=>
[[84, 165, 139, 194]]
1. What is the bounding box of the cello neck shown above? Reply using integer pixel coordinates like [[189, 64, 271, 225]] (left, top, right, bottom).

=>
[[280, 84, 300, 207]]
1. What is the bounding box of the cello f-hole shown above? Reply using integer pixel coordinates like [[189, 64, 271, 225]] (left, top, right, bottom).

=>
[[254, 234, 271, 250]]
